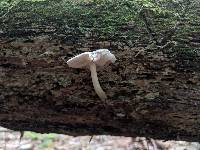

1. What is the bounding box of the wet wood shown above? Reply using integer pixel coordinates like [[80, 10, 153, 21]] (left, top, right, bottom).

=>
[[0, 0, 200, 141], [0, 36, 199, 142]]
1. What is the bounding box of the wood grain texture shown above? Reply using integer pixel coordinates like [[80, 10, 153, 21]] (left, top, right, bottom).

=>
[[0, 36, 199, 141], [0, 0, 200, 141]]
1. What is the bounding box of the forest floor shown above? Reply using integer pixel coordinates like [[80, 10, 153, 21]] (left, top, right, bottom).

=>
[[0, 127, 199, 150]]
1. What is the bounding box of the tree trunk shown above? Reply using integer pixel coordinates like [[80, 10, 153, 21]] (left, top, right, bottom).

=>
[[0, 0, 200, 142]]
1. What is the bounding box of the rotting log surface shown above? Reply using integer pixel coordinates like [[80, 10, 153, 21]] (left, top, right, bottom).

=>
[[0, 0, 200, 142], [0, 37, 200, 142]]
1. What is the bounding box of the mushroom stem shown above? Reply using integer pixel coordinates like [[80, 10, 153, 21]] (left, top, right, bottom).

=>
[[89, 62, 107, 100]]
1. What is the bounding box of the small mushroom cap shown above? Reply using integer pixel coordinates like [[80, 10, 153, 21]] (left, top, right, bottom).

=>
[[67, 49, 116, 68], [93, 49, 116, 66], [67, 52, 92, 68]]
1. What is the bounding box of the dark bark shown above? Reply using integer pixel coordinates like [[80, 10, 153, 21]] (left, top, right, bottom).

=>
[[0, 0, 200, 142], [0, 34, 200, 142]]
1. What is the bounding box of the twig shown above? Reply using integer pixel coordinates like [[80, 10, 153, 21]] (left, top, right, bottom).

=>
[[139, 9, 158, 45]]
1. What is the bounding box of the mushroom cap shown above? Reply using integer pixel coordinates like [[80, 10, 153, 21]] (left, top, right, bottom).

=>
[[67, 49, 116, 68], [67, 52, 91, 68], [93, 49, 116, 66]]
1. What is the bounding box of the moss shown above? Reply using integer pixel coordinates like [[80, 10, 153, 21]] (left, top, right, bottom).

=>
[[0, 0, 200, 53], [25, 131, 57, 148], [56, 76, 71, 87]]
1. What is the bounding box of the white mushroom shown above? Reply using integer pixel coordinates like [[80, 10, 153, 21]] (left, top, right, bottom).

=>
[[66, 49, 116, 100]]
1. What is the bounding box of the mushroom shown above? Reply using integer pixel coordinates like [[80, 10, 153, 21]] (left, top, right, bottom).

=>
[[66, 49, 116, 100]]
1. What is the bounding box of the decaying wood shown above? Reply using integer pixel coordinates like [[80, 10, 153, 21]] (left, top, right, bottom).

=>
[[0, 0, 200, 142], [0, 35, 200, 142]]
